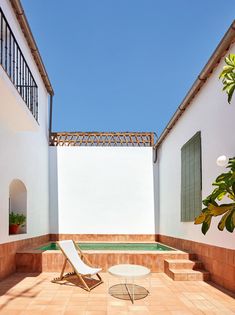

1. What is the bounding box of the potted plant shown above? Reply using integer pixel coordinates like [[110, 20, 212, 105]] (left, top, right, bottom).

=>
[[9, 212, 26, 234]]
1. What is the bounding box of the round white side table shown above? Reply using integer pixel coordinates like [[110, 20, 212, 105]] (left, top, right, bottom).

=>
[[108, 264, 151, 303]]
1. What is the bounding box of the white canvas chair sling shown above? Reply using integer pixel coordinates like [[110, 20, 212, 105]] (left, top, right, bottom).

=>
[[52, 240, 103, 291]]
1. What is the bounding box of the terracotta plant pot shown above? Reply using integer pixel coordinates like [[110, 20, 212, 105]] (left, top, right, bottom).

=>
[[9, 224, 20, 235]]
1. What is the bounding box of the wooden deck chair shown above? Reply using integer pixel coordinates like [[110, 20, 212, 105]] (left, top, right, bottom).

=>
[[52, 240, 103, 291]]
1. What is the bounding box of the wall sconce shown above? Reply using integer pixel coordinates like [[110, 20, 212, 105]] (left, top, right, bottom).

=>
[[216, 155, 228, 167]]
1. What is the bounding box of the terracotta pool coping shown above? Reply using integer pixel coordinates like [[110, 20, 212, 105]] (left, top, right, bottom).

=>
[[17, 241, 184, 254]]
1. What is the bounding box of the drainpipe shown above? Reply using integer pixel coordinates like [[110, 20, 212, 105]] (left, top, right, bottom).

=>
[[49, 94, 53, 135], [153, 132, 158, 163]]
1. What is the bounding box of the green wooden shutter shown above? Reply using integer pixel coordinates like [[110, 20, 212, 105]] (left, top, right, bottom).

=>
[[181, 131, 202, 222]]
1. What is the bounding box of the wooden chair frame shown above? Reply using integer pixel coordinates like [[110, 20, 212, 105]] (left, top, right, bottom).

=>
[[52, 241, 103, 291]]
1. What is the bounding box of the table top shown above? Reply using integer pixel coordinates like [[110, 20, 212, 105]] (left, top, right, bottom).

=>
[[108, 264, 151, 279]]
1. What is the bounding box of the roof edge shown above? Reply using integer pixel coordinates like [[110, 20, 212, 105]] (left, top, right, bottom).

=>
[[10, 0, 54, 95], [156, 20, 235, 148]]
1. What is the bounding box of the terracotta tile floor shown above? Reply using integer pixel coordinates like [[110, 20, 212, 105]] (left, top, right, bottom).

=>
[[0, 272, 234, 315]]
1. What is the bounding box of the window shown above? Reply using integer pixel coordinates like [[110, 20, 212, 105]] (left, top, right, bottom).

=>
[[181, 131, 202, 222], [9, 179, 27, 234]]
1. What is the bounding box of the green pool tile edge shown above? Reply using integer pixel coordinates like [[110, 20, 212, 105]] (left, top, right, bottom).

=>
[[36, 242, 175, 251]]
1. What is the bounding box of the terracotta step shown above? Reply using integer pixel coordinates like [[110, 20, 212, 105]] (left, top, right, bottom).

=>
[[187, 253, 197, 260], [164, 259, 203, 270], [167, 268, 210, 281]]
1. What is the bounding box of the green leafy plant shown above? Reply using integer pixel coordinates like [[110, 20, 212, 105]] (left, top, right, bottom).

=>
[[194, 158, 235, 234], [219, 53, 235, 103], [9, 212, 26, 226]]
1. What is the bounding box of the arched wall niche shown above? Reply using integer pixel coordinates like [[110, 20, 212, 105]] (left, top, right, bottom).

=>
[[9, 179, 27, 234]]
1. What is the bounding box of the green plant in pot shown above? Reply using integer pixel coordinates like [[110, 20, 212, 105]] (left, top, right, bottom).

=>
[[9, 212, 26, 234]]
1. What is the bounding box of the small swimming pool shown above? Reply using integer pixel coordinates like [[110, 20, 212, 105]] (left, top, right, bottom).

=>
[[37, 242, 175, 251]]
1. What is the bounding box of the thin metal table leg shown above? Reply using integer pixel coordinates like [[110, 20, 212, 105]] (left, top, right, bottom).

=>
[[125, 283, 134, 304], [132, 278, 135, 303], [148, 274, 151, 294]]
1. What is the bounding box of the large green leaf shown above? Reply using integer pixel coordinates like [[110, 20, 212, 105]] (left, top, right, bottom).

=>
[[194, 212, 206, 224], [217, 191, 227, 200], [219, 53, 235, 103], [202, 195, 218, 207], [233, 211, 235, 226], [216, 172, 232, 182], [228, 84, 235, 104], [201, 215, 212, 235], [225, 209, 235, 232], [207, 203, 235, 215], [232, 183, 235, 195], [218, 210, 232, 231]]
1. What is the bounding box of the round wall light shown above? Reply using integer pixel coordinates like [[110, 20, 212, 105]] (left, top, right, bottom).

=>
[[216, 155, 228, 167]]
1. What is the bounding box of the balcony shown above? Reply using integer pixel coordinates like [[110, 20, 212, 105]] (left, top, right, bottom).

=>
[[0, 8, 38, 131]]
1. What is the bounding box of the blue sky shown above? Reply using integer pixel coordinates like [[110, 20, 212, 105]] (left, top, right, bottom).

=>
[[22, 0, 235, 135]]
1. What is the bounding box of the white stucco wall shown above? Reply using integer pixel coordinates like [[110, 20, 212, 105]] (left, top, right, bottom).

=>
[[156, 44, 235, 250], [0, 0, 50, 243], [49, 147, 155, 235]]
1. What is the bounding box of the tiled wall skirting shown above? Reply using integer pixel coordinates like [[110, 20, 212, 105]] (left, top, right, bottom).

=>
[[158, 234, 235, 292], [50, 234, 157, 242], [16, 250, 189, 273], [0, 235, 50, 280]]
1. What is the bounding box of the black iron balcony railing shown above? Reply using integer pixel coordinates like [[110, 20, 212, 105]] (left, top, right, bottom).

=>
[[0, 8, 38, 121]]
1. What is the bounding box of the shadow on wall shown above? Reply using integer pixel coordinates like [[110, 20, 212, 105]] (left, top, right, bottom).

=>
[[49, 148, 59, 234], [153, 159, 160, 238]]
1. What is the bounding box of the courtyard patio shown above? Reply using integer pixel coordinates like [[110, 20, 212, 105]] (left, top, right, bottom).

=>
[[0, 272, 234, 315], [0, 2, 235, 315]]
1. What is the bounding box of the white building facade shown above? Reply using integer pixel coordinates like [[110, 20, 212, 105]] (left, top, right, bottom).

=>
[[0, 0, 52, 246], [156, 44, 235, 250]]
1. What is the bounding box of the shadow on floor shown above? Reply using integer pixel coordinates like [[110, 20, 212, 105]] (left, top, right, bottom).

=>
[[206, 280, 235, 299], [0, 272, 42, 312]]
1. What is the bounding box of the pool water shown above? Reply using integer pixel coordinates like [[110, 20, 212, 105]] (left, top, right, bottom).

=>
[[37, 242, 175, 251]]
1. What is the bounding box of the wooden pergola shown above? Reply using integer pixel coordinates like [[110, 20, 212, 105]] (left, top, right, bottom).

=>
[[50, 132, 155, 147]]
